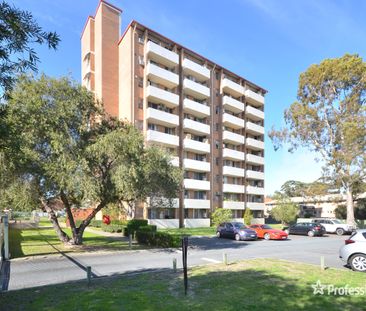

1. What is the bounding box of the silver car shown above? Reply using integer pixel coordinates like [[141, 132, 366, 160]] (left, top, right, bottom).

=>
[[339, 229, 366, 272]]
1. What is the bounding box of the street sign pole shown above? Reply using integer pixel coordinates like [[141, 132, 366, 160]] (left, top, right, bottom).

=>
[[182, 237, 188, 295]]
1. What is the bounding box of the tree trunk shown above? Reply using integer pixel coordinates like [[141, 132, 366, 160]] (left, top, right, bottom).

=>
[[346, 187, 356, 226], [41, 201, 70, 243]]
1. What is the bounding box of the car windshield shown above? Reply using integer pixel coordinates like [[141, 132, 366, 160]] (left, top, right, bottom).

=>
[[234, 223, 247, 229], [332, 219, 343, 224], [261, 225, 272, 229]]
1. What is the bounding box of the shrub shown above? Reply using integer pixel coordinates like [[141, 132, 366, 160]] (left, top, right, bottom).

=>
[[90, 220, 102, 228], [136, 231, 180, 248], [211, 208, 232, 227], [125, 219, 148, 236], [138, 225, 157, 233], [101, 220, 126, 233]]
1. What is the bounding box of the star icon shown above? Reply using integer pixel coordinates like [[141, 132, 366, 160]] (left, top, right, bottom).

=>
[[312, 280, 325, 295]]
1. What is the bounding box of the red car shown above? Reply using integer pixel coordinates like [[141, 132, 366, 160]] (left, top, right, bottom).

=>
[[249, 224, 288, 240]]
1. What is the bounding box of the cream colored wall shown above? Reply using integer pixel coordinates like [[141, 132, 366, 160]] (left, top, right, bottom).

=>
[[81, 18, 94, 88]]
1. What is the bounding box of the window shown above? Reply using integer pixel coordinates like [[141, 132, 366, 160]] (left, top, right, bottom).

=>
[[138, 35, 144, 44], [138, 55, 144, 66], [215, 72, 219, 80], [138, 99, 143, 109], [215, 106, 220, 114], [138, 77, 143, 88], [215, 157, 219, 166], [215, 140, 219, 149], [148, 124, 157, 131], [215, 123, 219, 131]]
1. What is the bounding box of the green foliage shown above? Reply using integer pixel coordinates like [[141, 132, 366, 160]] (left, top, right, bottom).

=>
[[335, 200, 366, 221], [279, 179, 336, 198], [243, 208, 253, 225], [101, 220, 126, 233], [211, 208, 232, 227], [334, 205, 347, 220], [271, 194, 299, 225], [0, 1, 60, 94], [90, 220, 102, 228], [136, 231, 180, 248], [125, 219, 148, 236], [138, 225, 157, 233]]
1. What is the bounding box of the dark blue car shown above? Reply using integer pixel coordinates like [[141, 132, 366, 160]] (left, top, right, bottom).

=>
[[216, 222, 258, 241]]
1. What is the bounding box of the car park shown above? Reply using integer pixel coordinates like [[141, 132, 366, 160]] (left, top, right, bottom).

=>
[[283, 222, 326, 237], [249, 224, 288, 240], [339, 229, 366, 272], [216, 222, 258, 241], [312, 218, 356, 235]]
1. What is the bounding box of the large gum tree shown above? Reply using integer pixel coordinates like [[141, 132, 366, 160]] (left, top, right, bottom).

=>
[[270, 54, 366, 226]]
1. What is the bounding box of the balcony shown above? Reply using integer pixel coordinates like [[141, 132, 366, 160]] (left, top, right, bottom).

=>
[[184, 179, 210, 191], [246, 154, 264, 165], [223, 130, 245, 145], [223, 148, 245, 161], [223, 113, 245, 129], [246, 138, 264, 150], [183, 58, 210, 81], [223, 201, 245, 210], [146, 108, 179, 127], [246, 186, 265, 195], [246, 170, 265, 180], [170, 156, 179, 167], [146, 85, 179, 108], [183, 98, 210, 118], [223, 166, 245, 177], [221, 78, 244, 97], [183, 138, 210, 154], [245, 89, 265, 107], [222, 96, 245, 113], [246, 121, 264, 135], [184, 159, 210, 172], [146, 130, 179, 148], [246, 105, 264, 121], [146, 63, 179, 88], [183, 78, 210, 99], [146, 41, 178, 68], [184, 199, 210, 209], [183, 119, 210, 135], [246, 202, 264, 210], [223, 183, 245, 193]]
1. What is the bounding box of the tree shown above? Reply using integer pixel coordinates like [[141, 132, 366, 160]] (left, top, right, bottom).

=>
[[270, 194, 299, 225], [211, 208, 232, 227], [270, 54, 366, 226], [2, 75, 180, 244], [0, 1, 59, 94], [334, 205, 347, 220], [243, 208, 253, 225]]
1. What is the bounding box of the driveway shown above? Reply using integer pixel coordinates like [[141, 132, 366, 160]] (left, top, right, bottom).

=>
[[2, 233, 348, 291]]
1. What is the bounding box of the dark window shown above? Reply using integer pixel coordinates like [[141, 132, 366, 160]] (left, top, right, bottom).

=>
[[215, 141, 219, 149], [215, 123, 219, 131], [138, 77, 143, 88], [215, 72, 219, 80], [138, 99, 143, 109]]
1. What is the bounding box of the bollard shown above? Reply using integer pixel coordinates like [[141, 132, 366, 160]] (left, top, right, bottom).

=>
[[173, 258, 177, 272], [223, 253, 228, 265], [320, 256, 325, 270], [87, 266, 92, 286], [129, 234, 132, 249]]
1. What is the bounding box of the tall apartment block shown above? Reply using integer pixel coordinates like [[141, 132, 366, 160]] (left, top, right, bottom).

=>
[[81, 1, 267, 228]]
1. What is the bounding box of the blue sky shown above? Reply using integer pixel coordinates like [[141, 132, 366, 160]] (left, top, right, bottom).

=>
[[9, 0, 366, 195]]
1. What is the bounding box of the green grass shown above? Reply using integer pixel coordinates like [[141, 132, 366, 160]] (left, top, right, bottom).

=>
[[1, 259, 365, 311], [159, 226, 216, 236], [8, 226, 141, 259]]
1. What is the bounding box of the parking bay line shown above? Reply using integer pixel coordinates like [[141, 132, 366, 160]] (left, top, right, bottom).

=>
[[201, 257, 221, 264]]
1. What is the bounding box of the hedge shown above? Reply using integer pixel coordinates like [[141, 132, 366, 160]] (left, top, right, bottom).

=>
[[101, 220, 126, 233], [136, 231, 181, 248], [125, 219, 148, 236]]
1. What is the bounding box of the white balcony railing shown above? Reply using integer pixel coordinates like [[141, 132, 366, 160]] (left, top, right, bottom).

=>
[[184, 158, 210, 172], [223, 130, 245, 145], [222, 78, 244, 97], [146, 85, 179, 108], [246, 202, 265, 210], [146, 41, 179, 68], [246, 105, 264, 121], [184, 199, 210, 209], [184, 218, 210, 228], [146, 130, 179, 148], [223, 113, 245, 129], [223, 166, 245, 177], [246, 154, 264, 165], [183, 119, 210, 135], [222, 95, 245, 113], [184, 179, 210, 191], [246, 186, 265, 195], [246, 138, 264, 150], [146, 108, 179, 127], [146, 63, 179, 88], [223, 148, 245, 161], [183, 98, 210, 118], [223, 201, 245, 210], [246, 121, 264, 135], [245, 89, 265, 106], [183, 138, 210, 154], [183, 78, 210, 99], [246, 170, 265, 180], [183, 58, 210, 81], [223, 183, 245, 193]]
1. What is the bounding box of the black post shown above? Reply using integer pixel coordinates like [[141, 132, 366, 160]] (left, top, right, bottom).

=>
[[182, 236, 188, 295]]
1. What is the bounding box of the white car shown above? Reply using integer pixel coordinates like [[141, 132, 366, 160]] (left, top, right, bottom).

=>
[[339, 230, 366, 272], [313, 218, 356, 235]]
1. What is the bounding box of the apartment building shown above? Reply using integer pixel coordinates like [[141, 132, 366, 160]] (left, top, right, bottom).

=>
[[81, 1, 267, 228]]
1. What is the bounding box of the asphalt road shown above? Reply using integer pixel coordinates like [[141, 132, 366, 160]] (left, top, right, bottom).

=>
[[3, 234, 349, 291]]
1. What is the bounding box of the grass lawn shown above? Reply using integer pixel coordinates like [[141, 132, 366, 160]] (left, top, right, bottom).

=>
[[1, 259, 365, 311], [8, 226, 140, 259], [159, 226, 216, 236]]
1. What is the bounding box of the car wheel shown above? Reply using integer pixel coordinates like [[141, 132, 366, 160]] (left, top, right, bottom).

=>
[[216, 231, 221, 238], [349, 254, 366, 272], [235, 233, 241, 241], [336, 228, 345, 236], [264, 233, 271, 240], [308, 230, 315, 237]]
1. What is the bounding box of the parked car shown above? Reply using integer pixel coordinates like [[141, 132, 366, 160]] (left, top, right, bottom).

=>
[[249, 224, 288, 240], [283, 222, 326, 237], [216, 222, 257, 241], [312, 218, 356, 235], [339, 229, 366, 272]]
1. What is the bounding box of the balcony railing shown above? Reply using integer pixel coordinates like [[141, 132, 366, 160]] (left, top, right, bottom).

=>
[[246, 186, 265, 195], [183, 58, 210, 81], [246, 138, 264, 150], [223, 130, 245, 145], [184, 158, 210, 172], [222, 95, 245, 113], [146, 85, 179, 108], [183, 138, 210, 154], [222, 148, 245, 161], [183, 78, 210, 99], [246, 202, 264, 210], [246, 105, 264, 121], [223, 183, 245, 193], [146, 62, 179, 88], [246, 121, 264, 135], [146, 130, 179, 147], [183, 98, 210, 118], [184, 199, 210, 209], [246, 170, 265, 180], [183, 119, 210, 135], [223, 113, 245, 129], [223, 201, 245, 210], [146, 41, 178, 68], [221, 78, 244, 97], [223, 166, 245, 177], [184, 179, 210, 190], [246, 154, 264, 165], [245, 89, 265, 106], [146, 107, 179, 127]]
